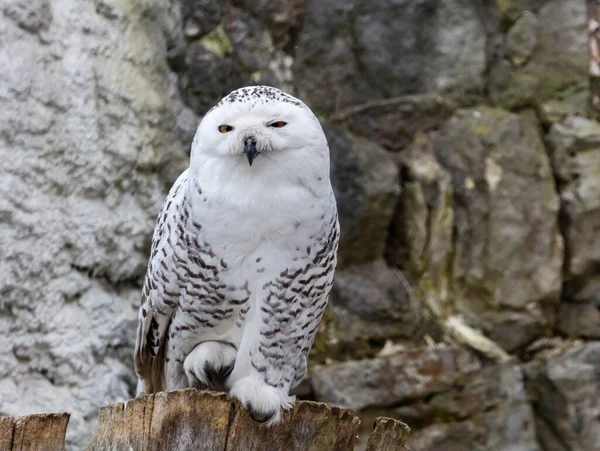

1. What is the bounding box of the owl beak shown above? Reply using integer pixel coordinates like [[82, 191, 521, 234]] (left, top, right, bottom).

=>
[[245, 138, 258, 166]]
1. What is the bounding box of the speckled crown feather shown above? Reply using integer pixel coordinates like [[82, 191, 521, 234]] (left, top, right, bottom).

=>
[[211, 86, 303, 112]]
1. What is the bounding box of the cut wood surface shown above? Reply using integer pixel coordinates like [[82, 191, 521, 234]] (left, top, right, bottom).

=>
[[1, 389, 411, 450], [0, 413, 70, 451]]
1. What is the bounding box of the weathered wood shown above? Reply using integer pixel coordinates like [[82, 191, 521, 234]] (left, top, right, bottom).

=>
[[87, 390, 233, 451], [444, 315, 511, 363], [366, 417, 411, 451], [225, 399, 358, 451], [87, 389, 361, 451], [0, 416, 16, 450], [0, 413, 70, 451], [0, 391, 411, 450]]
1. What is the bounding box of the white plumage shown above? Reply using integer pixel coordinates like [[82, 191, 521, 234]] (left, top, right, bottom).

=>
[[134, 86, 339, 424]]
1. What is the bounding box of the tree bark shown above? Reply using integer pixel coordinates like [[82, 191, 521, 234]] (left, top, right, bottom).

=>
[[0, 413, 70, 451]]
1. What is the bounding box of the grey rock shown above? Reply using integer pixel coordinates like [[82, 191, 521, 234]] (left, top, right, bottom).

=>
[[329, 260, 421, 344], [232, 0, 303, 47], [539, 85, 588, 126], [325, 124, 400, 267], [179, 41, 251, 115], [289, 376, 313, 399], [487, 58, 539, 110], [0, 0, 188, 448], [525, 342, 600, 451], [489, 0, 587, 109], [557, 303, 600, 339], [408, 408, 539, 451], [506, 11, 538, 67], [496, 0, 550, 24], [333, 93, 461, 153], [547, 116, 600, 305], [311, 346, 481, 410], [353, 0, 434, 97], [405, 364, 540, 451], [476, 310, 545, 352], [181, 0, 223, 40], [168, 72, 201, 150], [536, 0, 587, 70], [226, 9, 273, 73], [397, 363, 525, 423], [390, 107, 563, 347], [3, 0, 52, 33], [421, 0, 488, 94], [547, 116, 600, 183], [533, 416, 570, 451], [434, 107, 562, 313], [293, 0, 374, 113], [261, 50, 295, 92], [405, 421, 487, 451], [387, 138, 454, 320], [294, 0, 489, 114]]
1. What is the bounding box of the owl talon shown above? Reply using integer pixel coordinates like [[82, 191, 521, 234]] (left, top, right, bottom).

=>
[[229, 376, 293, 426], [222, 361, 235, 379], [204, 360, 235, 387], [246, 402, 276, 423]]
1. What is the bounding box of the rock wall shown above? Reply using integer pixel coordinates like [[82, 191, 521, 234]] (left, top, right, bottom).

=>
[[1, 0, 598, 450], [0, 0, 193, 447]]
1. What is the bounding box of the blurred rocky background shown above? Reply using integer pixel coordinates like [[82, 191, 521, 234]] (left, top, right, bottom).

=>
[[1, 0, 598, 449]]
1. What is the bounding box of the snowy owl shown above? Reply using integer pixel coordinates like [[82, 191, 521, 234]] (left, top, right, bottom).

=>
[[134, 86, 339, 425]]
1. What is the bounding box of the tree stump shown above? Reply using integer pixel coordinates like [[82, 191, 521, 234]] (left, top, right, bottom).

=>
[[87, 389, 410, 450], [87, 389, 358, 451], [0, 413, 70, 451], [366, 417, 411, 451], [0, 390, 411, 450]]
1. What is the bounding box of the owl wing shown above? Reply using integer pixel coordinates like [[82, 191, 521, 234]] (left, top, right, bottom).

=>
[[252, 200, 339, 392], [292, 211, 339, 387], [134, 171, 189, 394]]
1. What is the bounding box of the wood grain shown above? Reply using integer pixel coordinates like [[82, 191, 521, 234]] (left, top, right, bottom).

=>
[[366, 417, 411, 451], [0, 413, 69, 451], [87, 389, 361, 451], [1, 390, 411, 450]]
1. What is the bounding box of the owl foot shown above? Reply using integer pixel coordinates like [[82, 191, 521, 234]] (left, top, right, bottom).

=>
[[184, 341, 237, 390], [229, 376, 294, 426]]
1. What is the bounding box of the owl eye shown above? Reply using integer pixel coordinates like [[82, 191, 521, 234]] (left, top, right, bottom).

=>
[[268, 121, 287, 128], [218, 125, 233, 133]]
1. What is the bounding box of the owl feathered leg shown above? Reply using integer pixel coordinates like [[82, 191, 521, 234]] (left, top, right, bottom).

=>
[[227, 284, 298, 425]]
